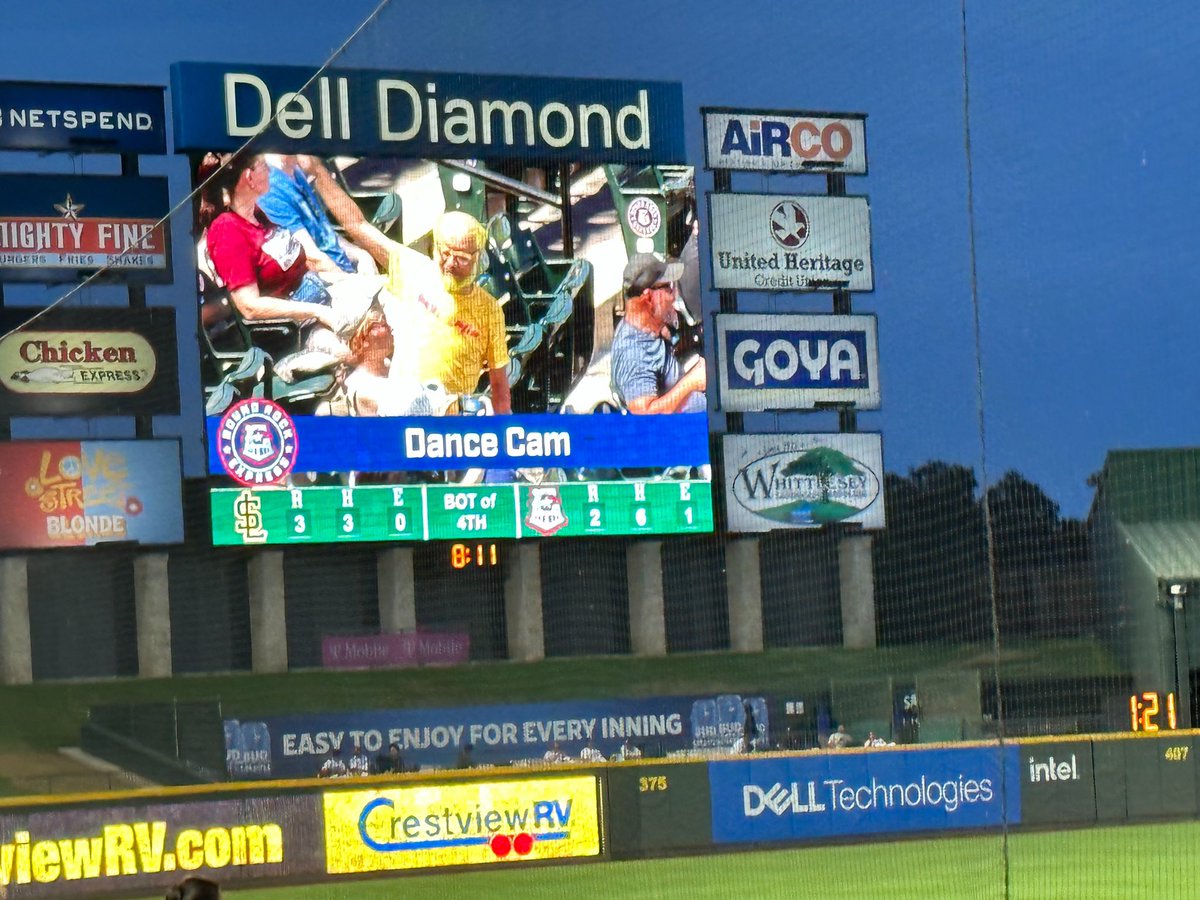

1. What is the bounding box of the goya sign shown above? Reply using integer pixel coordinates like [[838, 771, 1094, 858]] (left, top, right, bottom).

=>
[[0, 308, 178, 414], [722, 433, 885, 532], [716, 313, 879, 411]]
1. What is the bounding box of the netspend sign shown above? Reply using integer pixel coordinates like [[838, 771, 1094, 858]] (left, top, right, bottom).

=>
[[716, 314, 879, 411], [709, 746, 1021, 844], [0, 81, 166, 154], [723, 433, 885, 531], [708, 193, 872, 293], [703, 108, 866, 174]]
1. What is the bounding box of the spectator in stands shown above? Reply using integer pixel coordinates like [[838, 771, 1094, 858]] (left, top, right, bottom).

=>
[[376, 742, 405, 775], [543, 741, 570, 764], [579, 740, 606, 763], [826, 725, 853, 749], [384, 211, 511, 412], [348, 741, 372, 776], [742, 699, 760, 754], [166, 876, 220, 900], [258, 154, 378, 276], [198, 151, 343, 334], [318, 747, 348, 778], [864, 731, 889, 747], [611, 253, 706, 414], [613, 738, 641, 762], [456, 743, 476, 769]]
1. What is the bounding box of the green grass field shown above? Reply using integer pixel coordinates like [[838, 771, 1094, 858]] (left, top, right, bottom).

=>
[[136, 821, 1200, 900]]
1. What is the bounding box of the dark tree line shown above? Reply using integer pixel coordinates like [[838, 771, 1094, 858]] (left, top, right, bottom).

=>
[[874, 462, 1100, 645]]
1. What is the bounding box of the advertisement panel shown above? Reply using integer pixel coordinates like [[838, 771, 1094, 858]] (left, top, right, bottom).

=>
[[723, 433, 885, 532], [322, 776, 601, 873], [0, 795, 322, 898], [716, 313, 879, 412], [0, 81, 166, 154], [0, 439, 183, 549], [708, 746, 1021, 845], [0, 307, 178, 415], [175, 63, 711, 546], [702, 108, 867, 174], [321, 632, 470, 670], [170, 62, 685, 163], [708, 193, 872, 293], [1018, 739, 1096, 826], [0, 174, 171, 284], [224, 693, 770, 779]]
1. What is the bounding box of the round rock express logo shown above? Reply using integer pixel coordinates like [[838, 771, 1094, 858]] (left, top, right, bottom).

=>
[[217, 398, 297, 486], [733, 445, 879, 526]]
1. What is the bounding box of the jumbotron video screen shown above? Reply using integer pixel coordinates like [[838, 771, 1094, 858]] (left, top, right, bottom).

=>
[[171, 63, 713, 545]]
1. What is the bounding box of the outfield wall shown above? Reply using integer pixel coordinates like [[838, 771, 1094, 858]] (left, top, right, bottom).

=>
[[0, 732, 1194, 896]]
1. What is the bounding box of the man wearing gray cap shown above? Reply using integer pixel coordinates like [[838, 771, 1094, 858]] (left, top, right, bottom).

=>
[[610, 253, 707, 414]]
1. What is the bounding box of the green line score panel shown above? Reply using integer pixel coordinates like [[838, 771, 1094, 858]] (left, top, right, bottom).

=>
[[211, 481, 713, 545]]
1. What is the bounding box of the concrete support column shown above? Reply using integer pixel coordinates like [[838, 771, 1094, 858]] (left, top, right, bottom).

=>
[[726, 538, 764, 652], [504, 543, 544, 662], [248, 551, 288, 673], [0, 556, 32, 685], [627, 541, 666, 656], [378, 547, 417, 633], [134, 552, 172, 678], [839, 533, 877, 649]]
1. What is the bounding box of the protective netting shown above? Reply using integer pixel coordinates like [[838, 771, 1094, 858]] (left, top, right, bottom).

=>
[[0, 1, 1192, 898]]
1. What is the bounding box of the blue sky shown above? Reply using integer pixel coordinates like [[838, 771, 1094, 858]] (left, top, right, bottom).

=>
[[1, 0, 1194, 518]]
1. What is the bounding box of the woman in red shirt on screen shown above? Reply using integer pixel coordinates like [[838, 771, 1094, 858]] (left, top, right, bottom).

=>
[[197, 150, 341, 333]]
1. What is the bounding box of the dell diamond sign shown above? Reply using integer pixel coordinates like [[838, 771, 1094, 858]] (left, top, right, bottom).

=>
[[717, 314, 879, 412]]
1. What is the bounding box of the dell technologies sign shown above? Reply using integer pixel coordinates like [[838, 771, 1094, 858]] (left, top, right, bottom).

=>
[[702, 108, 867, 174], [708, 193, 872, 293], [709, 746, 1021, 845], [717, 314, 879, 412]]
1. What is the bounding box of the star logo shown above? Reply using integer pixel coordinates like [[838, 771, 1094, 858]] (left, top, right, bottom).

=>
[[53, 194, 85, 220]]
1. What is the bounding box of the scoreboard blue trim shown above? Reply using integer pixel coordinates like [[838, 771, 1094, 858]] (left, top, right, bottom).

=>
[[207, 412, 710, 475]]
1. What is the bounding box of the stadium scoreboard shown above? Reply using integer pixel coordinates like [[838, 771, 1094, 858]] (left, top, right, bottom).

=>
[[213, 480, 712, 545]]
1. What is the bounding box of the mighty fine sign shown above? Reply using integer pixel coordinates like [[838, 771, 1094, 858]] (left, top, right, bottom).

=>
[[170, 63, 686, 163]]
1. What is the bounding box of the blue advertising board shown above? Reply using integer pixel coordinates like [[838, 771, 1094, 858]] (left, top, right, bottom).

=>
[[224, 693, 769, 779], [0, 81, 166, 154], [170, 62, 685, 163], [0, 173, 171, 284], [708, 746, 1021, 844], [715, 313, 880, 411]]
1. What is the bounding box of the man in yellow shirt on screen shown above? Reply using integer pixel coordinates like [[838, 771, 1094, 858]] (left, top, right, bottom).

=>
[[385, 211, 512, 413]]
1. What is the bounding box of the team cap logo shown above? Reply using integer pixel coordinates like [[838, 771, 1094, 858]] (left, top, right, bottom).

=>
[[216, 398, 297, 486]]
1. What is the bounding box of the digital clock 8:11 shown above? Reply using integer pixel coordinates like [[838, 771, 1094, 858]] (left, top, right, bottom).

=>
[[1129, 691, 1178, 732], [450, 542, 499, 569]]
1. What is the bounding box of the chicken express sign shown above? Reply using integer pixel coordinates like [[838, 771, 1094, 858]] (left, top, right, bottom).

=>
[[0, 174, 171, 284], [322, 776, 602, 873]]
